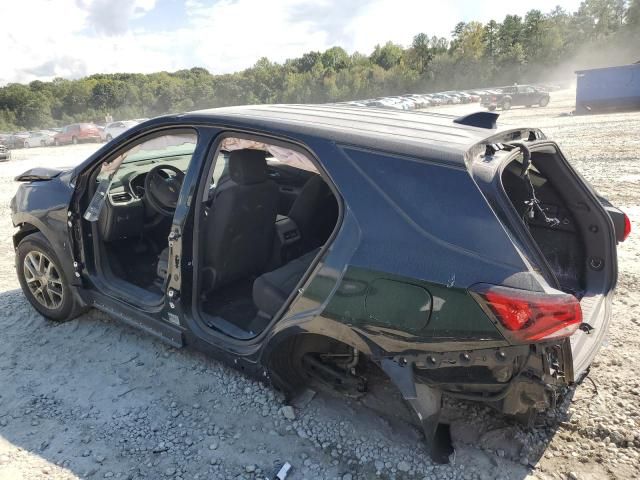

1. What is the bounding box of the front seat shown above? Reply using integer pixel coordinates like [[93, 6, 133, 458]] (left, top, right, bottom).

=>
[[202, 149, 279, 291]]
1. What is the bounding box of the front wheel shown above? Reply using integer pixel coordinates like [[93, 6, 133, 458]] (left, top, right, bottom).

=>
[[16, 233, 79, 322], [539, 97, 550, 107], [106, 134, 112, 142], [54, 139, 60, 146], [502, 100, 511, 110], [72, 136, 78, 145], [24, 141, 30, 148]]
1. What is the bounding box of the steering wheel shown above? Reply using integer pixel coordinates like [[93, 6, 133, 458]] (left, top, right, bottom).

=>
[[144, 164, 185, 216]]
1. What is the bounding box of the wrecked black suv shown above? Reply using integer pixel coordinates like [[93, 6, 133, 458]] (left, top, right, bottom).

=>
[[11, 106, 630, 460]]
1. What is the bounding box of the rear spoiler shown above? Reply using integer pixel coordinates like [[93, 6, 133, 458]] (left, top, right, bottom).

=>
[[454, 111, 499, 129]]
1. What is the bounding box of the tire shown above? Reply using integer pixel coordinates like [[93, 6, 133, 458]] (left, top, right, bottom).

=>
[[487, 105, 496, 111], [106, 134, 113, 142], [539, 97, 550, 107], [24, 141, 29, 148], [40, 140, 46, 147], [72, 136, 78, 145], [502, 100, 511, 110], [54, 139, 60, 146], [16, 233, 79, 322]]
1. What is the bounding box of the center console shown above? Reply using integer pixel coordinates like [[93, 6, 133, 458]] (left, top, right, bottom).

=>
[[271, 214, 303, 266]]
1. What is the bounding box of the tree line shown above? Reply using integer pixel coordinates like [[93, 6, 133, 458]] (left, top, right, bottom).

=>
[[1, 0, 639, 131]]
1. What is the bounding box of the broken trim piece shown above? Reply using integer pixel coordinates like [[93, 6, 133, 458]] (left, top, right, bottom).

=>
[[379, 358, 453, 464]]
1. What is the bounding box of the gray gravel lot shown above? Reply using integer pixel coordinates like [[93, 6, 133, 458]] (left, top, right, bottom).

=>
[[0, 91, 638, 480]]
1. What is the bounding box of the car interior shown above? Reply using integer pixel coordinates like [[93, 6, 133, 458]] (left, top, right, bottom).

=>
[[87, 134, 339, 339], [87, 133, 197, 298], [195, 141, 339, 339]]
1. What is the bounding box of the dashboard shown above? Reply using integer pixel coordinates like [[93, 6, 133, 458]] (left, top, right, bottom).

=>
[[107, 172, 148, 205]]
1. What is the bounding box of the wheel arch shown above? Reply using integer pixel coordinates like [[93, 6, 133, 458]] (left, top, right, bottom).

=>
[[13, 222, 40, 249], [12, 217, 79, 290], [261, 320, 375, 395]]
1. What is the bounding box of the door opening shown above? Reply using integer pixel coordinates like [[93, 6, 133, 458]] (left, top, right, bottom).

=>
[[193, 136, 340, 339], [82, 131, 198, 301]]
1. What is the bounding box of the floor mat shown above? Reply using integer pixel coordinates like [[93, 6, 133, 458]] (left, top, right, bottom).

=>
[[201, 278, 259, 332], [106, 241, 160, 290]]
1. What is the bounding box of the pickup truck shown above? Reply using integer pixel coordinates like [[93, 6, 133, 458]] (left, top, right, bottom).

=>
[[481, 85, 550, 110]]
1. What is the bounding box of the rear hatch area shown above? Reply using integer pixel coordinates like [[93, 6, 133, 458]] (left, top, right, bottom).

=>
[[475, 140, 620, 380]]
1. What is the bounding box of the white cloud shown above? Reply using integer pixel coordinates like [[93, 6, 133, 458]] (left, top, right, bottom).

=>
[[81, 0, 157, 36], [0, 0, 583, 85]]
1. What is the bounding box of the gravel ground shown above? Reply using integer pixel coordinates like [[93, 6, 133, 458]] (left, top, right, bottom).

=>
[[0, 91, 638, 480]]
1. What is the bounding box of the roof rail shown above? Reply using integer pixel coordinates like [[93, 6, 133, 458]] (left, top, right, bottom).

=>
[[453, 111, 499, 129]]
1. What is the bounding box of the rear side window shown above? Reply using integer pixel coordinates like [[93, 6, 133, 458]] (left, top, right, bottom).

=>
[[339, 147, 524, 268]]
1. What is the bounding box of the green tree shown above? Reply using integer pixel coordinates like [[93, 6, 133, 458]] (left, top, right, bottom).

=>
[[370, 42, 404, 70], [407, 33, 433, 73], [321, 47, 350, 71]]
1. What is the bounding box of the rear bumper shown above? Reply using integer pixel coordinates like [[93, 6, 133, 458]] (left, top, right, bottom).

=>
[[380, 341, 572, 458], [391, 341, 573, 417]]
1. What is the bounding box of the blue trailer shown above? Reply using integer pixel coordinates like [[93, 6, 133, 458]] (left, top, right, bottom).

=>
[[575, 62, 640, 114]]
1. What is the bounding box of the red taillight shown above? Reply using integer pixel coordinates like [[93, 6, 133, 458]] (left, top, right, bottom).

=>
[[472, 285, 582, 343], [623, 212, 631, 241]]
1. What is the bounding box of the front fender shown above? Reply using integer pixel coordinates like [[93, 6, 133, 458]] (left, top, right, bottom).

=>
[[11, 177, 78, 286]]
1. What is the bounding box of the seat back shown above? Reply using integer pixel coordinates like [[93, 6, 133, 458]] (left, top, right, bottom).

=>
[[288, 174, 338, 249], [204, 149, 279, 289]]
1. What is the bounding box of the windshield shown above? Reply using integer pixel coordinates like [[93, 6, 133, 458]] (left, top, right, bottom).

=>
[[84, 133, 197, 222]]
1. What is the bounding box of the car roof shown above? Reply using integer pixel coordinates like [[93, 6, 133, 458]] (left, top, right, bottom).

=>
[[172, 104, 536, 167]]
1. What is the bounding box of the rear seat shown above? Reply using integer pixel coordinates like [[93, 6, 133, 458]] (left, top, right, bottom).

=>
[[252, 249, 320, 317]]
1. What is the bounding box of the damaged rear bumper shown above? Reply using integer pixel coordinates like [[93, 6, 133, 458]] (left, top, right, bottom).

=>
[[379, 341, 573, 460]]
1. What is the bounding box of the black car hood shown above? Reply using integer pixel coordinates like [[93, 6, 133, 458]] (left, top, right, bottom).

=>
[[15, 167, 66, 182]]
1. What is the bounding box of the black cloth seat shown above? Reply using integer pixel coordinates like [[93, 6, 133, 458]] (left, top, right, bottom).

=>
[[156, 149, 280, 289], [202, 149, 279, 291], [252, 248, 319, 317], [287, 174, 338, 250]]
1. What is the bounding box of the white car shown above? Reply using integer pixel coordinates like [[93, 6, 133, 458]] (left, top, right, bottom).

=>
[[102, 120, 139, 142], [23, 130, 55, 148]]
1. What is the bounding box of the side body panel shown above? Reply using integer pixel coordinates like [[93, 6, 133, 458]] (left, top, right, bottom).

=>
[[262, 139, 545, 363], [11, 172, 80, 287]]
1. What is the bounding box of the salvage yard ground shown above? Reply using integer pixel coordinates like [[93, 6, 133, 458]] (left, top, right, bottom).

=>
[[0, 89, 638, 480]]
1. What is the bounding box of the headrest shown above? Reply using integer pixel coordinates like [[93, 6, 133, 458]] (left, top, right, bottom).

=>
[[228, 149, 268, 185]]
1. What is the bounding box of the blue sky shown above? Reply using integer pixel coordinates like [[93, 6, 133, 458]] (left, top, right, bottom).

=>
[[0, 0, 583, 85]]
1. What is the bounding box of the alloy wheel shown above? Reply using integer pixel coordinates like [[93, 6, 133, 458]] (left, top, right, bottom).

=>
[[23, 251, 64, 309]]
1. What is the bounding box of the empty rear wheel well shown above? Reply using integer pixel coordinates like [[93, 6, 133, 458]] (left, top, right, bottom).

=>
[[267, 333, 361, 395], [13, 223, 40, 249], [267, 333, 422, 430]]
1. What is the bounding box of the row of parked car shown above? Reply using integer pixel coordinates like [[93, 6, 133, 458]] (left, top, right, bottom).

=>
[[0, 119, 145, 152], [340, 90, 486, 110], [340, 83, 558, 111]]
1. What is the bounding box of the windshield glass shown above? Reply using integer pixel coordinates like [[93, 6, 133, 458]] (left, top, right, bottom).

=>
[[84, 133, 197, 222]]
